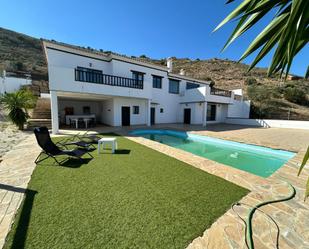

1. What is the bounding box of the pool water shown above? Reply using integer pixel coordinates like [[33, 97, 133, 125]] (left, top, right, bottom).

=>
[[131, 130, 295, 178]]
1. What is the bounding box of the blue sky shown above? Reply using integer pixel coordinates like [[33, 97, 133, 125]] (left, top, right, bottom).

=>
[[1, 0, 308, 75]]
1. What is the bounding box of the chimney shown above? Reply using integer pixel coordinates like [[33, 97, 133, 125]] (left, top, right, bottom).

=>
[[167, 57, 173, 72], [180, 69, 185, 76]]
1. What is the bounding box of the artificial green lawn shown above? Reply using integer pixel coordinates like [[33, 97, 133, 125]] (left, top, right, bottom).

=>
[[4, 134, 249, 249]]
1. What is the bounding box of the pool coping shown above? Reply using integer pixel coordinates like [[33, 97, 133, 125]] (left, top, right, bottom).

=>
[[130, 129, 295, 178]]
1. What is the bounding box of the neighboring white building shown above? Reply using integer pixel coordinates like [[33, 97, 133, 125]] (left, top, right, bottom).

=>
[[42, 40, 250, 134], [0, 71, 32, 94]]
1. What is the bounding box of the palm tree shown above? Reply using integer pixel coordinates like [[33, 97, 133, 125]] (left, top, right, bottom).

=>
[[0, 89, 36, 130], [214, 0, 309, 79]]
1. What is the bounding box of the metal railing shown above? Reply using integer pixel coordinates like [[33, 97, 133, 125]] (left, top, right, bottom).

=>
[[210, 87, 232, 97], [75, 69, 143, 89]]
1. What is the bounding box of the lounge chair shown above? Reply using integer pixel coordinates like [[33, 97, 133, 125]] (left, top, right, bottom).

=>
[[71, 131, 101, 143], [34, 127, 93, 165], [58, 137, 95, 150]]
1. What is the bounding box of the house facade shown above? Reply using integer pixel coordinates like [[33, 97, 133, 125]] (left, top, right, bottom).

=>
[[42, 40, 250, 134]]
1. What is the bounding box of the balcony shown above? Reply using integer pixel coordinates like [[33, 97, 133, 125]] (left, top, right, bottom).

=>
[[210, 87, 232, 97], [75, 68, 143, 89]]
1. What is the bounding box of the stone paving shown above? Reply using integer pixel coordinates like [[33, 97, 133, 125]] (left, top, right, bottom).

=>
[[0, 135, 40, 248], [0, 122, 31, 161], [0, 124, 308, 249]]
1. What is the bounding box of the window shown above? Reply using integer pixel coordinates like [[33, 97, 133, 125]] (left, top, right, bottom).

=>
[[160, 108, 164, 113], [75, 67, 103, 83], [132, 71, 144, 82], [169, 79, 180, 94], [83, 106, 91, 114], [133, 106, 139, 114], [186, 82, 199, 89], [152, 75, 162, 88], [207, 104, 216, 121]]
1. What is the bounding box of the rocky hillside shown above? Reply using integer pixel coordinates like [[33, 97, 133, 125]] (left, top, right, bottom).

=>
[[0, 27, 46, 77], [0, 26, 308, 120]]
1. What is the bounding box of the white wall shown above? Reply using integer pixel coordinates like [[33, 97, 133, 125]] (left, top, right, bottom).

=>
[[228, 100, 250, 118], [225, 118, 309, 130], [113, 97, 148, 126], [0, 76, 31, 94], [101, 99, 114, 126], [151, 78, 182, 124], [180, 86, 207, 103], [46, 48, 151, 99], [216, 104, 228, 123]]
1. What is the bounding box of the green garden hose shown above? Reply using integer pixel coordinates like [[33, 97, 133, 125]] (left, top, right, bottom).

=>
[[246, 182, 296, 249]]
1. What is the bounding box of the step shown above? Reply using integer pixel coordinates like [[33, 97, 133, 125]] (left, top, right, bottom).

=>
[[27, 119, 52, 129]]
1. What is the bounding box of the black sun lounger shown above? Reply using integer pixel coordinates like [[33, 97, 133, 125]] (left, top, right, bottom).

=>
[[34, 127, 93, 165]]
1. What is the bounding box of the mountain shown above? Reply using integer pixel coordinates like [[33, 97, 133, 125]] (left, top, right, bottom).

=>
[[0, 27, 308, 120]]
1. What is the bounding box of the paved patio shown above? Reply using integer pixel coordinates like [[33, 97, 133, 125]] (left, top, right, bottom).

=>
[[0, 123, 308, 248]]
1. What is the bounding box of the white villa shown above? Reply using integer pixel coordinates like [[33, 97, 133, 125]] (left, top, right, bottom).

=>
[[42, 40, 250, 134]]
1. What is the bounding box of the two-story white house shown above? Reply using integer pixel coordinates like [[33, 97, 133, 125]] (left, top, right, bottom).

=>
[[42, 40, 250, 134]]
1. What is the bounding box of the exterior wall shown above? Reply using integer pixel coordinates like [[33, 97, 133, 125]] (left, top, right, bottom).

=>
[[227, 100, 250, 118], [216, 104, 228, 123], [205, 87, 234, 104], [46, 48, 150, 99], [179, 103, 204, 124], [180, 86, 208, 103], [0, 76, 31, 94], [113, 97, 148, 126], [225, 118, 309, 130], [151, 78, 182, 124], [206, 103, 228, 124], [101, 99, 114, 126]]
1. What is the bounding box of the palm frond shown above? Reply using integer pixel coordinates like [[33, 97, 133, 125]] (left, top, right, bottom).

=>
[[214, 0, 309, 78]]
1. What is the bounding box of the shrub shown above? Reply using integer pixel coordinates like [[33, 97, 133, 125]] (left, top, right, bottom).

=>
[[0, 89, 36, 130], [284, 87, 308, 105], [245, 77, 257, 85]]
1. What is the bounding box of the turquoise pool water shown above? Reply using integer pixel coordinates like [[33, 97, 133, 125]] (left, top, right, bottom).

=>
[[130, 130, 295, 177]]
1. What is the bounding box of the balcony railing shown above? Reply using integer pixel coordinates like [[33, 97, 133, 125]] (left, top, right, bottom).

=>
[[210, 87, 232, 97], [75, 69, 143, 89]]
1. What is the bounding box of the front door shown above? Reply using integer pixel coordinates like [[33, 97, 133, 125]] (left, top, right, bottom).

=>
[[121, 106, 130, 126], [151, 107, 155, 125], [184, 108, 191, 124]]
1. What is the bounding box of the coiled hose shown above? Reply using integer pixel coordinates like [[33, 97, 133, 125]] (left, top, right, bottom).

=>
[[245, 182, 296, 249]]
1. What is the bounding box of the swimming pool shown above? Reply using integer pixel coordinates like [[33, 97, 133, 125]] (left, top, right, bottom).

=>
[[130, 130, 295, 177]]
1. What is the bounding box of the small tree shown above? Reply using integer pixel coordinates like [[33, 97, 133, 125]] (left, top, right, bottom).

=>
[[0, 89, 36, 130]]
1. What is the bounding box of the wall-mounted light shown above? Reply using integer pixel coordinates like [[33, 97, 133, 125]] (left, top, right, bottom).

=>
[[89, 63, 92, 67]]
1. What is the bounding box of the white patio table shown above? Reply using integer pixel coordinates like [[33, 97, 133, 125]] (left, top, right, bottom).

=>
[[98, 137, 118, 154]]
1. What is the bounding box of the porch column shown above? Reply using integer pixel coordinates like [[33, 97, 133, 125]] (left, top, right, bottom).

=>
[[202, 102, 207, 127], [50, 90, 59, 134], [146, 99, 151, 126]]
